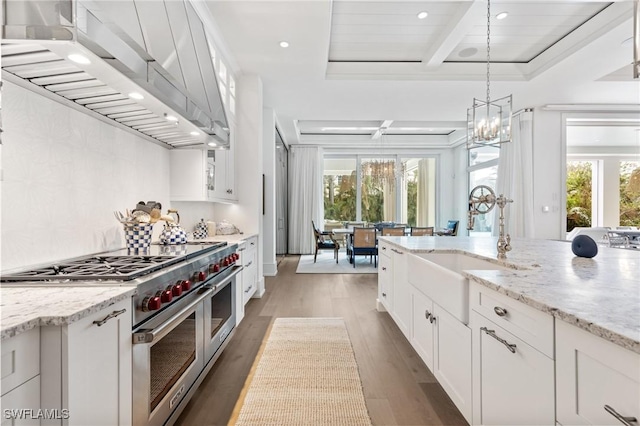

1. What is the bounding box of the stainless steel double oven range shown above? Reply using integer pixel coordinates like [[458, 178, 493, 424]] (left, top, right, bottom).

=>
[[1, 241, 241, 426]]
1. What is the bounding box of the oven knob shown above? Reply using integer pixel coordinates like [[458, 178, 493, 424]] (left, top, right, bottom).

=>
[[181, 280, 192, 291], [198, 271, 206, 281], [171, 283, 183, 297], [160, 289, 173, 303], [212, 263, 220, 272], [235, 253, 240, 261], [223, 257, 230, 266], [142, 296, 161, 311]]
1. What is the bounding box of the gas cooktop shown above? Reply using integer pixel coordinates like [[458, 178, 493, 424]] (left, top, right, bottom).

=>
[[0, 242, 227, 283]]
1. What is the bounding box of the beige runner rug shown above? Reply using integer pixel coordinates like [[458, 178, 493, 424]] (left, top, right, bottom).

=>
[[230, 317, 372, 425]]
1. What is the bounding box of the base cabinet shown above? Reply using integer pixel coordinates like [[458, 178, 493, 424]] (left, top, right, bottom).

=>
[[412, 289, 472, 423], [556, 320, 640, 426], [390, 247, 411, 339], [471, 310, 554, 425], [242, 236, 258, 304], [377, 244, 393, 311], [42, 298, 132, 426]]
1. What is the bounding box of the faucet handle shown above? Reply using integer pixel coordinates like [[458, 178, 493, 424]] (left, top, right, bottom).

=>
[[505, 234, 512, 251]]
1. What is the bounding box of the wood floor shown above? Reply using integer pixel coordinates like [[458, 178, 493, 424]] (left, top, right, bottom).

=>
[[175, 255, 467, 426]]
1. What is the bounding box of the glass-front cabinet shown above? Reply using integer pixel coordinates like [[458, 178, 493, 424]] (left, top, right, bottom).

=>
[[170, 147, 236, 202]]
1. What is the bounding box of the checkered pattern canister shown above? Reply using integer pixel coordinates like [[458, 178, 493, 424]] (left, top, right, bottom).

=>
[[193, 219, 207, 239], [124, 223, 153, 250]]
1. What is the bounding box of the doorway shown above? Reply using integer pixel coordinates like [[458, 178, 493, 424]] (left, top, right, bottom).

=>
[[275, 128, 289, 255]]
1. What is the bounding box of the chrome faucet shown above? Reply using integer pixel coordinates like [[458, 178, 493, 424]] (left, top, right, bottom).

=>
[[495, 194, 513, 259]]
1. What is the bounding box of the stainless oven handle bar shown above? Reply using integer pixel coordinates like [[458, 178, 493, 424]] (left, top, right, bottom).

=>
[[202, 266, 243, 295], [133, 289, 212, 344]]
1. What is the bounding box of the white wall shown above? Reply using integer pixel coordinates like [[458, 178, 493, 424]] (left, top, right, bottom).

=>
[[262, 108, 277, 276], [1, 81, 171, 270]]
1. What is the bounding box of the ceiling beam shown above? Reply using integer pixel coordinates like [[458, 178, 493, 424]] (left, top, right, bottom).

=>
[[421, 1, 483, 70]]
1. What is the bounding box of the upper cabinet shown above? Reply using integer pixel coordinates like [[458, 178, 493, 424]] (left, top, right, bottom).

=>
[[170, 146, 236, 203]]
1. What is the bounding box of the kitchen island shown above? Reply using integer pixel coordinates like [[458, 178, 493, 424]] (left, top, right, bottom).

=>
[[380, 236, 639, 351], [378, 236, 639, 425]]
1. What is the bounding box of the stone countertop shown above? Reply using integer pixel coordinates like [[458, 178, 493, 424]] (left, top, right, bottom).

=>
[[195, 233, 258, 244], [0, 286, 136, 341], [379, 236, 640, 354]]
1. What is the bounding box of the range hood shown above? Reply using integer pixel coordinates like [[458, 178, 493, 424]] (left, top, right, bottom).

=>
[[1, 0, 230, 148]]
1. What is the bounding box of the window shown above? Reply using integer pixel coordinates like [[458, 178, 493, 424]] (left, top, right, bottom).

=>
[[323, 155, 437, 228], [468, 145, 500, 237], [207, 36, 235, 117], [566, 161, 593, 231]]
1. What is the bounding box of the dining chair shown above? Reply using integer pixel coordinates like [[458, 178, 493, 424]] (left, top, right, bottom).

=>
[[446, 220, 459, 236], [349, 227, 377, 268], [381, 227, 405, 236], [312, 221, 339, 263], [411, 227, 434, 236]]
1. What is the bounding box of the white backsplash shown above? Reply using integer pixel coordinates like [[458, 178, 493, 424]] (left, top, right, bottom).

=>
[[1, 82, 172, 271]]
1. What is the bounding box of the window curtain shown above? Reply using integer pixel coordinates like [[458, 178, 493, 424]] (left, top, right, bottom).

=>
[[493, 110, 534, 238], [288, 146, 323, 254], [416, 159, 435, 226]]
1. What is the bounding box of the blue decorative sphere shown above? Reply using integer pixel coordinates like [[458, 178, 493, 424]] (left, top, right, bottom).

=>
[[571, 235, 598, 258]]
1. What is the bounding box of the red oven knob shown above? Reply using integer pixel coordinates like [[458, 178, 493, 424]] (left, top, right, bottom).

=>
[[171, 283, 183, 297], [223, 257, 230, 266], [181, 280, 192, 291], [235, 253, 240, 261], [160, 289, 173, 303], [142, 296, 161, 311], [211, 263, 220, 273], [198, 271, 206, 281]]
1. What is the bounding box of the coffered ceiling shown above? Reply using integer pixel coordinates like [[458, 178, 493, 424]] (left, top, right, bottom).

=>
[[203, 0, 639, 148]]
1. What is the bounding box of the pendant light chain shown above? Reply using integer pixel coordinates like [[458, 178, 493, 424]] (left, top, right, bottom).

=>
[[486, 0, 491, 104]]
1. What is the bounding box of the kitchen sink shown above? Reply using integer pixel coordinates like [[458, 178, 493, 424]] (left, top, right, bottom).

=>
[[407, 253, 510, 324]]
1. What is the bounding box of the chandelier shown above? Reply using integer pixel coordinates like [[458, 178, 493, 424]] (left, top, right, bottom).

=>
[[361, 129, 404, 186], [467, 0, 512, 149]]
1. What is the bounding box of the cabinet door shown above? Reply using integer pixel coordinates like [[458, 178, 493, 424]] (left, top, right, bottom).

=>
[[213, 149, 228, 200], [235, 244, 246, 324], [377, 251, 393, 312], [556, 320, 640, 426], [242, 237, 258, 303], [65, 298, 132, 426], [170, 149, 207, 201], [471, 311, 554, 425], [392, 249, 411, 338], [225, 139, 236, 200], [432, 304, 472, 424], [1, 376, 41, 426], [411, 288, 434, 370]]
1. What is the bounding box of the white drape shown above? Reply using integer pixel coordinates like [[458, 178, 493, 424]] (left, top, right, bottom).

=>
[[494, 110, 535, 238], [289, 146, 323, 254], [383, 177, 396, 221], [416, 159, 436, 226]]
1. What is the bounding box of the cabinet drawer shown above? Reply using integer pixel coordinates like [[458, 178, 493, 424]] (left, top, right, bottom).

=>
[[1, 327, 39, 396], [378, 242, 392, 259], [1, 375, 41, 426], [556, 320, 640, 426], [472, 311, 555, 425], [470, 283, 554, 358]]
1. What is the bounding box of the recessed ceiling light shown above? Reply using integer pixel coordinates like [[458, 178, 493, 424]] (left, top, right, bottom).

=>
[[208, 142, 217, 147], [128, 92, 144, 100], [164, 113, 178, 122], [496, 12, 508, 20], [190, 131, 200, 136], [279, 41, 289, 48], [417, 11, 428, 19], [67, 54, 91, 65]]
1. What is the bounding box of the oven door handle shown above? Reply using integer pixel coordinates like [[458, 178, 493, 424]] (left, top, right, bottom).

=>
[[202, 265, 243, 294], [133, 289, 212, 344]]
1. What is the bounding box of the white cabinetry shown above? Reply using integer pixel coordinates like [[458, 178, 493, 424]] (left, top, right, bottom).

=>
[[470, 284, 555, 425], [170, 148, 236, 202], [235, 241, 246, 324], [377, 242, 393, 312], [390, 246, 411, 339], [1, 327, 40, 426], [556, 320, 640, 426], [242, 236, 258, 304], [411, 284, 472, 422], [41, 298, 132, 426]]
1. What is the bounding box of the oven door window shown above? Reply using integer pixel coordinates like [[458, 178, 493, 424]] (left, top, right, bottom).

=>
[[209, 283, 232, 338], [149, 312, 197, 411]]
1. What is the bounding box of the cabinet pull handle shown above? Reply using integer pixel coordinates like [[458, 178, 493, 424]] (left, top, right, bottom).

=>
[[425, 310, 432, 320], [382, 266, 386, 271], [245, 285, 253, 293], [604, 405, 638, 425], [250, 242, 255, 246], [382, 246, 387, 251], [382, 293, 387, 297], [227, 189, 233, 194], [494, 306, 508, 317], [93, 309, 126, 327], [247, 261, 253, 267], [480, 327, 516, 354], [238, 247, 246, 251], [430, 315, 436, 324]]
